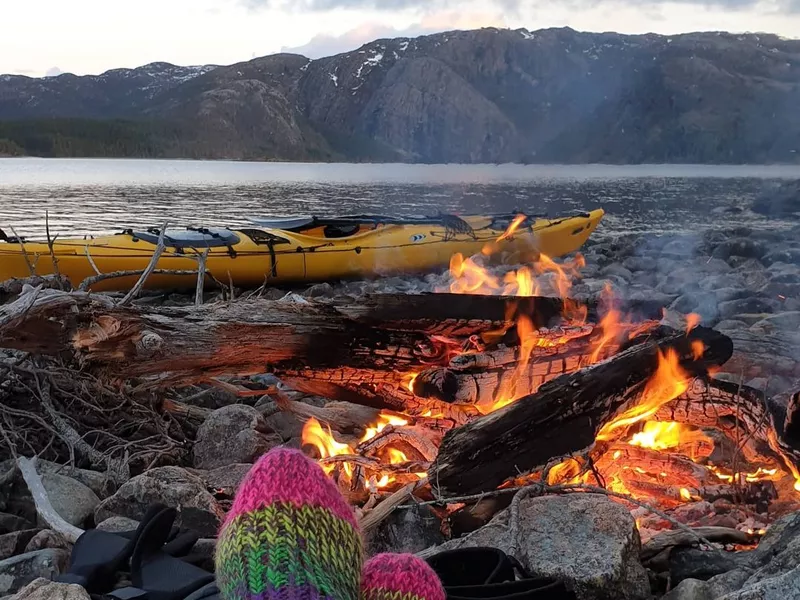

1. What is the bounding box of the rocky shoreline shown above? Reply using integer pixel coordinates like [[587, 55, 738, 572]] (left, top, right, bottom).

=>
[[1, 219, 800, 600]]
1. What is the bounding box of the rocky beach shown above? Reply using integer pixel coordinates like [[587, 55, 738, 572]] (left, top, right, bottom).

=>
[[1, 180, 799, 600]]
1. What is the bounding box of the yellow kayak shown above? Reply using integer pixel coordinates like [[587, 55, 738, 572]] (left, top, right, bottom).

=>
[[0, 210, 604, 292]]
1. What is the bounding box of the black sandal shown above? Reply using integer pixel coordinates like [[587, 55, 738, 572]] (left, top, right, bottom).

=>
[[54, 503, 173, 594], [105, 506, 215, 600], [426, 547, 577, 600]]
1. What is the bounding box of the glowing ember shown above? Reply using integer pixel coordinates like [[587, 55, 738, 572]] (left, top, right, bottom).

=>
[[629, 422, 687, 451]]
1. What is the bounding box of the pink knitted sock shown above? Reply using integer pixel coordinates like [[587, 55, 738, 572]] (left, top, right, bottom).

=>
[[215, 447, 364, 600], [361, 553, 446, 600]]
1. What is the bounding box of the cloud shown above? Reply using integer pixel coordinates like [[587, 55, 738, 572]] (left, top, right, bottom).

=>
[[248, 0, 800, 13], [45, 66, 64, 77], [281, 9, 508, 58]]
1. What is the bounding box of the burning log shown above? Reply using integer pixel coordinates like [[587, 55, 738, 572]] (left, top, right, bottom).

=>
[[656, 378, 800, 487], [428, 326, 735, 497], [413, 334, 621, 406]]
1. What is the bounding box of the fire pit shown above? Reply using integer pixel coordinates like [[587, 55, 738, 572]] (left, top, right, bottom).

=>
[[277, 227, 800, 544]]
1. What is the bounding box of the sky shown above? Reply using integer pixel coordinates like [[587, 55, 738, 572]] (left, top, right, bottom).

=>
[[3, 0, 800, 77]]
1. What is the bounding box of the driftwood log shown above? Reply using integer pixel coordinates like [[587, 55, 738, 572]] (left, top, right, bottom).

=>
[[0, 288, 666, 415], [427, 326, 736, 496]]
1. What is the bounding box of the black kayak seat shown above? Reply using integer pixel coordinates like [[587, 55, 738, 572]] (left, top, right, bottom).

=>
[[248, 216, 316, 231], [130, 228, 241, 249]]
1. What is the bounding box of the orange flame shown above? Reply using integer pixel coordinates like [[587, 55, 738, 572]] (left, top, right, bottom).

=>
[[597, 348, 689, 441], [482, 214, 528, 256], [686, 313, 701, 334], [361, 413, 410, 444], [691, 340, 706, 360], [302, 417, 355, 477]]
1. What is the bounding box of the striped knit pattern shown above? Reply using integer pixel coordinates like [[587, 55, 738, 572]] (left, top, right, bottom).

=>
[[215, 448, 364, 600], [361, 554, 445, 600]]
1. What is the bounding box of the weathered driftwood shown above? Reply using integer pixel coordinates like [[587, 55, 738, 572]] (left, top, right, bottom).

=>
[[427, 327, 736, 497], [0, 288, 664, 417], [274, 396, 384, 436], [17, 457, 84, 543]]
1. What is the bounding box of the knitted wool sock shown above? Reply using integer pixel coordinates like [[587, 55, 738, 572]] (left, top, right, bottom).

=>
[[361, 554, 446, 600], [215, 447, 364, 600]]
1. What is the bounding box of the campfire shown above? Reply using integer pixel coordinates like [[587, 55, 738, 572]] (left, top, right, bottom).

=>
[[2, 212, 799, 550], [283, 219, 800, 540]]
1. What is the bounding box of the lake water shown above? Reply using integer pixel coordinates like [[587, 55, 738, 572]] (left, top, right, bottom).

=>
[[1, 158, 799, 240]]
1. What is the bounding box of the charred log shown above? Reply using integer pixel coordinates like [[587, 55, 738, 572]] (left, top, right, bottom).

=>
[[428, 326, 734, 497], [657, 378, 800, 485]]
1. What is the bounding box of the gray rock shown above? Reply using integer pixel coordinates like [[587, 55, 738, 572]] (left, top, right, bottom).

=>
[[711, 238, 767, 261], [192, 405, 281, 470], [0, 516, 32, 536], [663, 569, 752, 600], [94, 466, 224, 537], [768, 271, 800, 284], [714, 319, 749, 332], [630, 271, 660, 288], [670, 547, 748, 586], [622, 256, 657, 273], [0, 460, 111, 499], [670, 292, 719, 325], [696, 257, 734, 274], [657, 268, 703, 296], [699, 274, 747, 292], [713, 288, 752, 304], [259, 400, 305, 441], [190, 538, 216, 573], [23, 531, 69, 553], [366, 505, 444, 556], [717, 298, 779, 321], [39, 473, 99, 528], [95, 516, 139, 533], [6, 578, 89, 600], [600, 264, 633, 282], [762, 249, 800, 266], [730, 257, 765, 271], [0, 532, 39, 562], [0, 550, 69, 595], [303, 282, 334, 297], [749, 511, 800, 566], [202, 463, 251, 497], [722, 566, 800, 599], [428, 494, 649, 600], [750, 312, 800, 332]]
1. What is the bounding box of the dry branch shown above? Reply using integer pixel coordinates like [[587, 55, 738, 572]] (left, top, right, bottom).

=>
[[118, 221, 168, 306]]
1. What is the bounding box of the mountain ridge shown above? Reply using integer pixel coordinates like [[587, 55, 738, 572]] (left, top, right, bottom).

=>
[[2, 26, 799, 164]]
